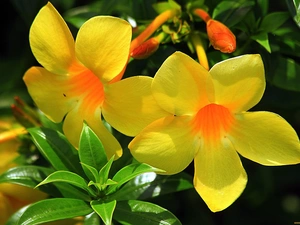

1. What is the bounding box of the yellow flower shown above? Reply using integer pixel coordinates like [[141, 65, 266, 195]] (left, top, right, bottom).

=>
[[23, 2, 166, 159], [129, 52, 300, 212]]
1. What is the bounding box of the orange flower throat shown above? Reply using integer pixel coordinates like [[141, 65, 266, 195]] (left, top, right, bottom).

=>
[[193, 104, 234, 142]]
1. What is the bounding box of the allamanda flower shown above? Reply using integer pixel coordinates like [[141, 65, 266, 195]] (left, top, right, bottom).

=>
[[129, 51, 300, 212], [23, 2, 166, 159]]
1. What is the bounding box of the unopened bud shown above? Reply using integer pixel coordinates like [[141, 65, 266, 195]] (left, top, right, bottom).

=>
[[131, 38, 159, 59], [206, 19, 236, 53]]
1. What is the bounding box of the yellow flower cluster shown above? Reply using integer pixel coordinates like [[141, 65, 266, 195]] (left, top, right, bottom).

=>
[[21, 2, 300, 213]]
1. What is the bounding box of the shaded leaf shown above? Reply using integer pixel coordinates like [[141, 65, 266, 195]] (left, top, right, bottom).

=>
[[259, 12, 290, 33], [213, 1, 255, 27], [28, 127, 84, 176], [114, 200, 182, 225], [286, 0, 300, 27]]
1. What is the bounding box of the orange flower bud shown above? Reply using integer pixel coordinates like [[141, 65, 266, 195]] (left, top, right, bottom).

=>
[[206, 19, 236, 53], [131, 38, 159, 59]]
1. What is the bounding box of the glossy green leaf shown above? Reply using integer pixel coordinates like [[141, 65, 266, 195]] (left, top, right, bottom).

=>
[[109, 172, 193, 201], [0, 165, 91, 200], [152, 0, 181, 14], [213, 1, 255, 27], [99, 155, 115, 185], [81, 162, 100, 183], [251, 32, 271, 52], [286, 0, 300, 27], [79, 123, 108, 181], [90, 200, 117, 225], [28, 127, 84, 176], [83, 212, 100, 225], [114, 200, 182, 225], [107, 163, 164, 194], [36, 170, 96, 197], [16, 198, 93, 225], [5, 205, 29, 225], [259, 12, 290, 33]]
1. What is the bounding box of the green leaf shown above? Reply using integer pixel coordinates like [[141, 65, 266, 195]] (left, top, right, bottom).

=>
[[16, 198, 93, 225], [99, 155, 115, 185], [259, 12, 290, 33], [79, 123, 108, 181], [90, 200, 117, 225], [83, 212, 100, 225], [37, 171, 96, 197], [266, 55, 300, 91], [152, 0, 181, 14], [110, 172, 193, 201], [286, 0, 300, 27], [107, 163, 164, 194], [251, 32, 271, 52], [28, 127, 84, 176], [213, 1, 255, 27], [0, 166, 91, 200], [81, 162, 100, 183], [5, 205, 29, 225], [114, 200, 182, 225]]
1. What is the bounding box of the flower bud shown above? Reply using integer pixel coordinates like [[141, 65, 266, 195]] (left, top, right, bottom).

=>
[[131, 38, 159, 59], [206, 19, 236, 53]]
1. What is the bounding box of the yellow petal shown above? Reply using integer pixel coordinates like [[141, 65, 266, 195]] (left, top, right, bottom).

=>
[[23, 67, 78, 123], [75, 16, 131, 83], [129, 115, 199, 174], [0, 193, 13, 225], [63, 107, 122, 159], [102, 76, 169, 136], [194, 138, 247, 212], [209, 54, 265, 112], [152, 51, 213, 116], [229, 111, 300, 165], [30, 2, 76, 75]]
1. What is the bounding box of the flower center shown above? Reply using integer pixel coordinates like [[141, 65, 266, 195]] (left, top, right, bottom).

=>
[[193, 103, 234, 142], [70, 69, 105, 110]]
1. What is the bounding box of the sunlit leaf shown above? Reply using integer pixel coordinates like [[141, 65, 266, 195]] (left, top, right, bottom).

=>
[[109, 172, 193, 201], [106, 163, 164, 194], [36, 170, 96, 197], [90, 200, 116, 225], [114, 200, 182, 225], [79, 123, 108, 180], [16, 198, 93, 225]]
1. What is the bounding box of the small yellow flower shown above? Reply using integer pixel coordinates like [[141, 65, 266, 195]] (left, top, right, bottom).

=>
[[23, 3, 166, 159], [129, 52, 300, 212]]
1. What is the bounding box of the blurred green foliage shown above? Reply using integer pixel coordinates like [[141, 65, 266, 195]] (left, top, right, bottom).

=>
[[1, 0, 300, 224]]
